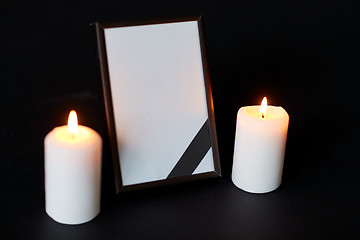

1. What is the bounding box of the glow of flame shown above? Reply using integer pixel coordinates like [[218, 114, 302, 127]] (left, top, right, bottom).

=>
[[67, 110, 78, 135], [260, 97, 267, 118]]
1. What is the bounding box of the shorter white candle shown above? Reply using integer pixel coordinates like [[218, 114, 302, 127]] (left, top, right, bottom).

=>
[[44, 110, 102, 224], [232, 97, 289, 193]]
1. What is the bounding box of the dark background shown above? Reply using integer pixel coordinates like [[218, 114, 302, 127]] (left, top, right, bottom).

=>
[[1, 0, 359, 239]]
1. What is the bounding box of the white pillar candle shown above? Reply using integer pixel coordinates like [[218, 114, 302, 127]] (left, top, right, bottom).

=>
[[232, 97, 289, 193], [44, 111, 102, 224]]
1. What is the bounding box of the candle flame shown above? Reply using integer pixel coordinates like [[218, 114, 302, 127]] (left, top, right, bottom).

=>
[[68, 110, 78, 135], [260, 97, 267, 118]]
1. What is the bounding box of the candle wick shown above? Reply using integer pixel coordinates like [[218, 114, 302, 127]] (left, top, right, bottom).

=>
[[262, 113, 264, 118], [71, 133, 75, 139]]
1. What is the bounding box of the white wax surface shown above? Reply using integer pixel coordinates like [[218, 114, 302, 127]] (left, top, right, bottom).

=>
[[232, 106, 289, 193], [44, 125, 102, 224]]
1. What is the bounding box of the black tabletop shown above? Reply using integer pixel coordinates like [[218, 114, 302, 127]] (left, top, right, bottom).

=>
[[1, 0, 360, 239]]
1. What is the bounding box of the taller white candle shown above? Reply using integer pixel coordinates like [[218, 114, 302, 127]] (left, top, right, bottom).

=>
[[232, 97, 289, 193], [44, 111, 102, 224]]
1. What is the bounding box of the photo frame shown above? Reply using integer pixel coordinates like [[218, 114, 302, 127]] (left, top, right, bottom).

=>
[[93, 16, 221, 193]]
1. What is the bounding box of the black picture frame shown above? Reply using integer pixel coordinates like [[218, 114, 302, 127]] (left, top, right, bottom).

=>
[[93, 16, 221, 193]]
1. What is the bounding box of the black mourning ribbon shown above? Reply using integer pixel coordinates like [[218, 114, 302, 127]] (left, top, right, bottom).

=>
[[167, 119, 211, 179]]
